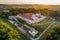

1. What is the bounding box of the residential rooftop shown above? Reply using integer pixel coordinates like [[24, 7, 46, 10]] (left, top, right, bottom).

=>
[[16, 13, 46, 24]]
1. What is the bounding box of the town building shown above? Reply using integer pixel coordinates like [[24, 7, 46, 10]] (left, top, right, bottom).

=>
[[16, 13, 46, 24], [8, 16, 39, 38], [28, 28, 38, 37]]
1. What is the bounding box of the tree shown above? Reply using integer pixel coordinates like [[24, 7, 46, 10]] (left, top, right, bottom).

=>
[[27, 8, 38, 13], [46, 25, 60, 40], [0, 19, 22, 40]]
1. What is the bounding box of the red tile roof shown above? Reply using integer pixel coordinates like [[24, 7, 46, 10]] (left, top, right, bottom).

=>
[[18, 13, 33, 20]]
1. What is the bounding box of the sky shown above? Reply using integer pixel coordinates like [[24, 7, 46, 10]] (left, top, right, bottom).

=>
[[0, 0, 60, 5]]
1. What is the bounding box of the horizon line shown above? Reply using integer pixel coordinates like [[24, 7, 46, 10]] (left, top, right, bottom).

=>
[[0, 3, 60, 5]]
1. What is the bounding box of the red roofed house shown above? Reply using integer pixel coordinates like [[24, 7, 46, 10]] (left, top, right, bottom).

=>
[[19, 13, 33, 20], [16, 13, 46, 24]]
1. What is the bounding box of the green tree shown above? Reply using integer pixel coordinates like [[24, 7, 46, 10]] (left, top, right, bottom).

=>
[[0, 19, 28, 40]]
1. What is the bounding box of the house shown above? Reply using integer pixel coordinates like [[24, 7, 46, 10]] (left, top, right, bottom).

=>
[[8, 16, 19, 26], [24, 25, 38, 38], [28, 28, 38, 38], [16, 13, 46, 24], [19, 13, 33, 20]]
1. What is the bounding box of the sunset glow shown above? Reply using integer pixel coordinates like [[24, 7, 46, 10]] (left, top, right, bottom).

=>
[[0, 0, 60, 5]]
